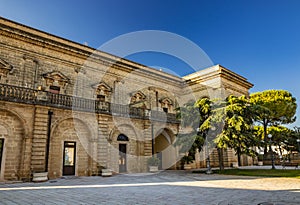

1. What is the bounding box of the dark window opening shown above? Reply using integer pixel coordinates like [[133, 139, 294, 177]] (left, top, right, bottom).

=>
[[50, 85, 60, 94], [163, 107, 168, 113], [0, 138, 4, 171], [117, 134, 129, 141], [97, 94, 105, 102], [119, 144, 127, 172]]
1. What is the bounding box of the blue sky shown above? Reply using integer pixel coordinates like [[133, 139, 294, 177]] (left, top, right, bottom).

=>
[[1, 0, 300, 126]]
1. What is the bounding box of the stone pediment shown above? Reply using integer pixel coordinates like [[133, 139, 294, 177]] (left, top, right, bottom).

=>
[[130, 91, 146, 104], [159, 97, 173, 105], [42, 71, 70, 87], [92, 82, 112, 92], [42, 71, 69, 82], [0, 58, 13, 76]]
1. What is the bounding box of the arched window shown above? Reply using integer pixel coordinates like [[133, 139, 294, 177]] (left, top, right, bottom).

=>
[[117, 134, 129, 141]]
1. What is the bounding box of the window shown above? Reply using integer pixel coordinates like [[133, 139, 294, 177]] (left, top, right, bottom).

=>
[[160, 97, 173, 113], [117, 134, 129, 141], [49, 85, 60, 94], [97, 94, 105, 102], [163, 107, 168, 113], [0, 138, 4, 171]]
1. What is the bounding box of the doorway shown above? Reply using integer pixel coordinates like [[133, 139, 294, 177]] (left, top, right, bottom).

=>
[[0, 138, 4, 172], [63, 141, 76, 176], [119, 144, 127, 173], [154, 129, 176, 170]]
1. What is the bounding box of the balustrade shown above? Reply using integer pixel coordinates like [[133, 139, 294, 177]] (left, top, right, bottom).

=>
[[0, 83, 36, 102], [0, 83, 179, 123]]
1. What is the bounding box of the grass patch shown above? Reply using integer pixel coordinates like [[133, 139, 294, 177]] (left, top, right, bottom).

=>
[[216, 169, 300, 178]]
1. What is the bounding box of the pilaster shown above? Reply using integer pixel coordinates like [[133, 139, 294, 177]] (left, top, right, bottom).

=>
[[97, 114, 110, 169], [30, 106, 48, 172]]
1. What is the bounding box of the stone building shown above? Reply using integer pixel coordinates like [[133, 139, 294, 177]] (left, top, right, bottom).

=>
[[0, 17, 253, 181]]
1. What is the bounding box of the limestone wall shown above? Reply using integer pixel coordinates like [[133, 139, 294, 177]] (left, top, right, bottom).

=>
[[0, 17, 254, 180]]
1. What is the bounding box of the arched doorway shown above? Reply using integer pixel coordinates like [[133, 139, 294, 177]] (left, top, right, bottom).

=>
[[154, 128, 176, 170], [0, 124, 7, 180], [117, 134, 129, 173], [0, 109, 26, 180], [49, 118, 92, 178]]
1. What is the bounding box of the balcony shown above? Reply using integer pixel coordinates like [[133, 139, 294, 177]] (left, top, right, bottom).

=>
[[0, 83, 180, 123]]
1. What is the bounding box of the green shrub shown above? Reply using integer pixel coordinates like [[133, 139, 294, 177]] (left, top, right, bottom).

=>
[[147, 156, 160, 166]]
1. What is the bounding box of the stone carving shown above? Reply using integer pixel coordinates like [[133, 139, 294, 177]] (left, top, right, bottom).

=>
[[0, 58, 13, 82], [41, 71, 70, 94]]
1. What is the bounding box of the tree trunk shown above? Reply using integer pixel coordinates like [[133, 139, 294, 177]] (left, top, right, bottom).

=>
[[263, 120, 268, 157], [218, 148, 224, 170], [278, 144, 283, 158], [237, 148, 241, 167]]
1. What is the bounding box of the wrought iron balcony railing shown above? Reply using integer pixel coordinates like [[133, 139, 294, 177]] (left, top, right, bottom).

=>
[[0, 83, 179, 123]]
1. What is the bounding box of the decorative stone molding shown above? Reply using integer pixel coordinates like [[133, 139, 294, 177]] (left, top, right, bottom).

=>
[[130, 91, 146, 103], [92, 82, 112, 93], [159, 97, 173, 105], [74, 67, 86, 74], [159, 97, 174, 112], [130, 91, 147, 109], [0, 58, 13, 78], [41, 71, 70, 93], [92, 82, 112, 102]]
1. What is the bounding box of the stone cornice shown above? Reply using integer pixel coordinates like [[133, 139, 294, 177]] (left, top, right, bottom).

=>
[[0, 17, 183, 86], [183, 64, 253, 90], [222, 81, 250, 96]]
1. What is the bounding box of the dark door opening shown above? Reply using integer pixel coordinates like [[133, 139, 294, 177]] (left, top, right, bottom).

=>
[[119, 144, 127, 173], [0, 138, 4, 172], [63, 141, 76, 176]]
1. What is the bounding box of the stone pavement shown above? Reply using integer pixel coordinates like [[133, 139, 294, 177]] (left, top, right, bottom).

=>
[[0, 170, 300, 205]]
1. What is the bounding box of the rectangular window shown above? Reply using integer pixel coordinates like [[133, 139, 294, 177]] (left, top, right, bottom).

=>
[[163, 107, 168, 113], [64, 142, 75, 166], [49, 85, 60, 94], [97, 95, 105, 102]]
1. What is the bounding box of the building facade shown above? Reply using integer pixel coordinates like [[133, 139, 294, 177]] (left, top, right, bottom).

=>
[[0, 17, 253, 181]]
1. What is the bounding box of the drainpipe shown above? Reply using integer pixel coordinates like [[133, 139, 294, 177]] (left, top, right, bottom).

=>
[[45, 110, 53, 172], [151, 124, 154, 155]]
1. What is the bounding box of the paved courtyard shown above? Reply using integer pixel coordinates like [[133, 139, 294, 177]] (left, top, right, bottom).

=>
[[0, 170, 300, 205]]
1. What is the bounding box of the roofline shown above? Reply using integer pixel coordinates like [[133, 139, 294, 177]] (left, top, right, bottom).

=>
[[183, 64, 253, 89], [0, 16, 183, 83]]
